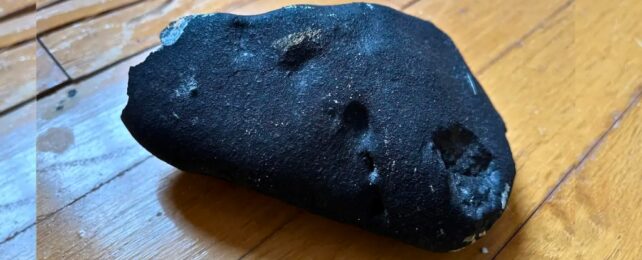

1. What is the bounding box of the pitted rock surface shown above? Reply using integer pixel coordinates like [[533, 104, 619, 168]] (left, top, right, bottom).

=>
[[122, 3, 516, 252]]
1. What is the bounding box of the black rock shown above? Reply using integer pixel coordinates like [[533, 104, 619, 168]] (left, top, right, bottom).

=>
[[122, 3, 515, 252]]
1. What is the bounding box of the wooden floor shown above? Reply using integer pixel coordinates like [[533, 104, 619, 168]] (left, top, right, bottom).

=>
[[0, 0, 640, 259]]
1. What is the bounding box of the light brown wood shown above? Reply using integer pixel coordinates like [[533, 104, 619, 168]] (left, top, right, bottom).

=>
[[37, 157, 300, 259], [496, 0, 642, 257], [497, 98, 642, 259], [0, 0, 636, 258], [34, 0, 641, 258], [36, 0, 141, 33], [404, 0, 571, 73], [0, 10, 34, 48], [0, 227, 35, 260], [36, 0, 62, 9], [0, 0, 34, 18], [36, 50, 152, 218], [0, 41, 35, 112], [0, 102, 35, 252], [36, 39, 67, 93]]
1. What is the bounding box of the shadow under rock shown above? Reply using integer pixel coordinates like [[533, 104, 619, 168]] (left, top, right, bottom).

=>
[[157, 171, 299, 257], [157, 170, 526, 259]]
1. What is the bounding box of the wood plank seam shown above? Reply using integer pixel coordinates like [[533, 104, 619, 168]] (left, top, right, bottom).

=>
[[237, 212, 303, 260], [493, 88, 642, 258], [36, 0, 147, 35], [476, 0, 574, 75], [0, 41, 36, 117], [0, 96, 35, 118], [0, 156, 150, 246], [27, 0, 581, 253], [33, 0, 257, 101], [0, 222, 34, 246], [36, 155, 152, 222], [34, 44, 158, 101], [0, 12, 36, 51], [0, 40, 69, 116], [399, 0, 420, 10], [36, 37, 71, 80], [37, 0, 67, 10], [0, 4, 34, 24]]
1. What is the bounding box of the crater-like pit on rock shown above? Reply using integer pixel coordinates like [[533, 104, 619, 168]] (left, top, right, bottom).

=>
[[433, 124, 492, 177]]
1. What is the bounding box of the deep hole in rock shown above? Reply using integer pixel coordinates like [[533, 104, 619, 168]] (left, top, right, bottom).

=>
[[342, 101, 369, 133], [189, 88, 198, 97], [362, 151, 375, 172], [432, 124, 492, 176]]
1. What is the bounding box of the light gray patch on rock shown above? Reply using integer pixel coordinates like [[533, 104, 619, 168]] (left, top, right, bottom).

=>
[[161, 16, 194, 46]]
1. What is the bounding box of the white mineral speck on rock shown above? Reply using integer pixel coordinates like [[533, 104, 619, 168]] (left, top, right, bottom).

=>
[[175, 75, 198, 97], [161, 16, 194, 46], [368, 169, 379, 185], [500, 183, 510, 209], [463, 234, 476, 244]]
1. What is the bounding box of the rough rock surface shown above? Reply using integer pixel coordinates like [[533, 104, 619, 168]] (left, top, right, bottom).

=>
[[122, 3, 515, 252]]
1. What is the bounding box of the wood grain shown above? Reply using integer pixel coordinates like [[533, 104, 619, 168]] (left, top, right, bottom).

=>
[[36, 39, 68, 93], [0, 41, 35, 112], [243, 0, 642, 258], [404, 0, 571, 73], [36, 0, 63, 9], [497, 98, 642, 259], [0, 102, 35, 249], [36, 50, 152, 218], [0, 0, 34, 18], [0, 227, 35, 260], [39, 0, 256, 79], [36, 0, 142, 33], [37, 157, 300, 259], [0, 10, 34, 48], [3, 0, 637, 258], [496, 0, 642, 257]]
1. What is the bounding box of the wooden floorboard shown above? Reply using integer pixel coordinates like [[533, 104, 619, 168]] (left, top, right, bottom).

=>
[[0, 226, 35, 260], [496, 0, 642, 257], [36, 0, 143, 33], [0, 0, 34, 19], [35, 0, 257, 79], [37, 157, 301, 259], [36, 50, 152, 218], [0, 102, 35, 247], [497, 94, 642, 259], [0, 0, 637, 258], [0, 9, 35, 49], [0, 41, 36, 112], [36, 0, 64, 10], [36, 39, 68, 94], [404, 0, 573, 74]]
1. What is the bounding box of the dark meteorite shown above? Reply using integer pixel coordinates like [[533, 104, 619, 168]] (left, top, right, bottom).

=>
[[122, 3, 515, 252]]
